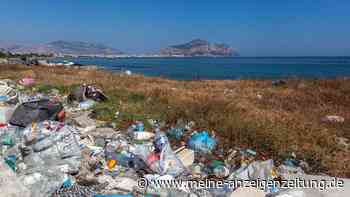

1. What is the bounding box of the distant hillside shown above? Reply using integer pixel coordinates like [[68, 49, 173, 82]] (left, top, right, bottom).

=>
[[160, 39, 238, 57], [0, 41, 22, 52], [0, 41, 124, 56]]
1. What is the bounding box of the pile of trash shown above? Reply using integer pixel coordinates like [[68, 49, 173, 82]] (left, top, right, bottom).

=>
[[0, 79, 348, 197]]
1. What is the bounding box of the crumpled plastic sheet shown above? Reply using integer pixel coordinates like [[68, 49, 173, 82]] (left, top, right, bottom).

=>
[[1, 121, 82, 197]]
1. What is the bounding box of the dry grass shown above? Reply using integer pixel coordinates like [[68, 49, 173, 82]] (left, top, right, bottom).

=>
[[1, 64, 350, 177]]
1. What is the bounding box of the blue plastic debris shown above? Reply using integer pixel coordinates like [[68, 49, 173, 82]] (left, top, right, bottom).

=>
[[187, 131, 216, 153], [136, 122, 144, 132], [62, 177, 73, 188], [283, 159, 299, 167], [79, 99, 96, 110], [154, 130, 168, 152], [246, 149, 257, 156], [0, 95, 9, 102], [4, 154, 16, 171]]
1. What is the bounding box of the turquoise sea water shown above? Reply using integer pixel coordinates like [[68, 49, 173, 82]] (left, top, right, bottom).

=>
[[54, 57, 350, 80]]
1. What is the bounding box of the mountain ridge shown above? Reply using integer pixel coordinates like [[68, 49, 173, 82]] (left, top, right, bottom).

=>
[[0, 40, 124, 56], [160, 39, 238, 57]]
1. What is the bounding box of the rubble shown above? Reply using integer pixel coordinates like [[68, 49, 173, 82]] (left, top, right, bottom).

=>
[[0, 78, 349, 197]]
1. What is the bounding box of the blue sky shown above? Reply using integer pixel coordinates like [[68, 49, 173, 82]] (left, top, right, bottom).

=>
[[0, 0, 349, 56]]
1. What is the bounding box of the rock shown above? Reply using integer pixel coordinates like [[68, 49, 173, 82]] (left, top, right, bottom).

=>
[[321, 115, 345, 123]]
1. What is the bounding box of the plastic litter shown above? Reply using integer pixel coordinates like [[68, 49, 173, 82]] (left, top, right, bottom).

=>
[[246, 149, 257, 156], [175, 147, 194, 168], [68, 84, 108, 103], [0, 80, 18, 103], [107, 159, 117, 170], [19, 77, 35, 86], [79, 99, 97, 110], [133, 131, 155, 141], [187, 131, 216, 153], [1, 81, 348, 197], [272, 80, 287, 86], [321, 115, 345, 123], [213, 165, 230, 178], [135, 121, 144, 132], [125, 70, 132, 76], [155, 132, 186, 176], [167, 127, 184, 140], [0, 105, 15, 123], [4, 154, 17, 171], [0, 160, 31, 197], [97, 175, 138, 193], [0, 95, 8, 102]]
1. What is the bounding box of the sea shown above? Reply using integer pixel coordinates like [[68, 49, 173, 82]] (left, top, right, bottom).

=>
[[53, 57, 350, 80]]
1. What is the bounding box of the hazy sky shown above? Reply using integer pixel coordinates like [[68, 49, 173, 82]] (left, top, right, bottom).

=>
[[0, 0, 349, 56]]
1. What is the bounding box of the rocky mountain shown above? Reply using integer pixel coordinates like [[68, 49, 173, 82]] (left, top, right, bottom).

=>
[[160, 39, 238, 57], [0, 41, 123, 56]]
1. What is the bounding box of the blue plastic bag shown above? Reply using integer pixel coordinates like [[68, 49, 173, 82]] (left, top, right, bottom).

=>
[[187, 131, 216, 153]]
